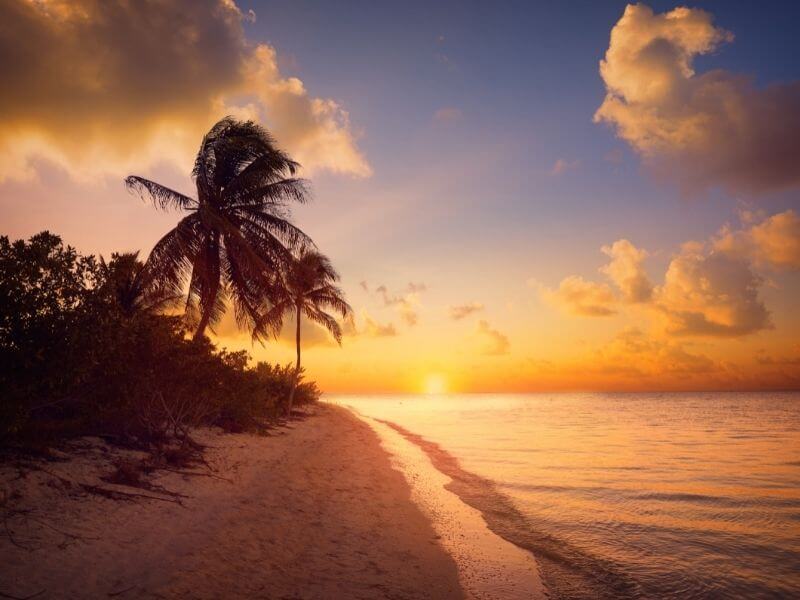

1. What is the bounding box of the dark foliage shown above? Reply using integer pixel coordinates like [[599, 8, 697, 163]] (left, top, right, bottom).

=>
[[255, 249, 351, 415], [126, 117, 312, 342], [0, 232, 319, 447]]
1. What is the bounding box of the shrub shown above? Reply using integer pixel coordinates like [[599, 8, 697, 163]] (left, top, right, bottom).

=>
[[0, 232, 320, 447]]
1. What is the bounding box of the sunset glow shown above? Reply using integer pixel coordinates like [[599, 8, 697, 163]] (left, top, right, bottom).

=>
[[2, 3, 800, 599], [423, 374, 448, 396], [0, 1, 797, 394]]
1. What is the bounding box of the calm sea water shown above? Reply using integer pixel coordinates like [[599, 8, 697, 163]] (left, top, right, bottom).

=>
[[334, 393, 800, 599]]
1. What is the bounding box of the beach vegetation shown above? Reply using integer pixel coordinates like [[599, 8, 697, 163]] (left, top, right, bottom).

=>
[[0, 230, 320, 448], [254, 249, 351, 415], [1, 118, 343, 454]]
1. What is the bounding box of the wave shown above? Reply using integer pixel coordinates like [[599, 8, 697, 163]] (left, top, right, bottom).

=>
[[374, 418, 645, 600]]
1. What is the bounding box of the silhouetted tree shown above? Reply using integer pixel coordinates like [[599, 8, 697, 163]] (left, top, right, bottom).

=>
[[98, 252, 181, 317], [255, 250, 351, 415], [126, 117, 311, 341]]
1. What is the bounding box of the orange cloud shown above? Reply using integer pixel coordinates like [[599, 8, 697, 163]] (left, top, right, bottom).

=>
[[600, 239, 652, 303], [0, 0, 370, 180], [375, 283, 425, 327], [342, 311, 397, 338], [475, 320, 510, 356], [656, 243, 771, 337], [550, 158, 580, 176], [595, 4, 800, 194], [362, 314, 398, 338], [714, 210, 800, 271], [541, 275, 617, 317], [592, 327, 718, 377], [541, 226, 776, 339]]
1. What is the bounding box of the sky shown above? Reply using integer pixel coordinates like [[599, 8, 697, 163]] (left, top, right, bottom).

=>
[[1, 0, 799, 393]]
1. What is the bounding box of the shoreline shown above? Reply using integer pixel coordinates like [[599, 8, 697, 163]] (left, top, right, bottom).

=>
[[1, 404, 463, 599], [353, 411, 547, 599]]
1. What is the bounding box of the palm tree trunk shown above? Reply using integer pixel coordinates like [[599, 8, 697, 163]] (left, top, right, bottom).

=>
[[193, 233, 220, 342], [286, 303, 301, 416], [193, 304, 214, 342]]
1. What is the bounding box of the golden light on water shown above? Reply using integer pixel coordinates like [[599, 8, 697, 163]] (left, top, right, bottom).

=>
[[423, 374, 447, 395]]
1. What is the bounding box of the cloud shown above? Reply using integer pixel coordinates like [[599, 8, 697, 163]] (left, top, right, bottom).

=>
[[374, 283, 425, 327], [541, 229, 773, 338], [714, 210, 800, 270], [592, 327, 718, 376], [656, 243, 771, 337], [600, 239, 653, 302], [0, 0, 370, 181], [342, 311, 396, 338], [448, 302, 484, 320], [594, 4, 800, 194], [550, 158, 580, 176], [540, 276, 617, 317], [475, 320, 510, 356], [434, 107, 463, 122], [756, 349, 800, 366], [362, 314, 397, 338]]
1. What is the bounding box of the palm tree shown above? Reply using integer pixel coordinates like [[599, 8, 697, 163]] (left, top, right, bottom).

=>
[[98, 252, 181, 317], [255, 249, 352, 416], [126, 117, 311, 341]]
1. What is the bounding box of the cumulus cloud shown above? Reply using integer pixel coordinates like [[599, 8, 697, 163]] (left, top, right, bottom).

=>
[[600, 239, 653, 302], [540, 276, 617, 317], [0, 0, 371, 180], [656, 243, 771, 337], [541, 229, 773, 338], [714, 210, 800, 270], [594, 4, 800, 194], [448, 302, 484, 320], [475, 320, 510, 356]]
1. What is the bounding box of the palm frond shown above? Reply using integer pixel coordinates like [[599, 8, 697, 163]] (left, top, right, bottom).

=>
[[226, 178, 310, 207], [305, 287, 352, 318], [302, 306, 343, 345], [252, 299, 293, 342], [142, 214, 202, 297], [125, 176, 197, 211]]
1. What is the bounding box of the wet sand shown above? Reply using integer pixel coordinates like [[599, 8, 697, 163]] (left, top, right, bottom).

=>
[[0, 404, 463, 599]]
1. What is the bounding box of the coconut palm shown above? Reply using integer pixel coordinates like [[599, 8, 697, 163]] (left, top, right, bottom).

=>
[[255, 249, 352, 416], [98, 252, 181, 317], [126, 117, 311, 341]]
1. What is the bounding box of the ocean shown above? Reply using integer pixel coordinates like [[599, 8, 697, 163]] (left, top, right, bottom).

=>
[[333, 392, 800, 599]]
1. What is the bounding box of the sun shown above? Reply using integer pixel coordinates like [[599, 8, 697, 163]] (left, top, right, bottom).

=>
[[423, 373, 447, 395]]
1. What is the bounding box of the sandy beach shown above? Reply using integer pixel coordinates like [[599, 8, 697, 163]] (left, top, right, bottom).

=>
[[0, 405, 464, 599]]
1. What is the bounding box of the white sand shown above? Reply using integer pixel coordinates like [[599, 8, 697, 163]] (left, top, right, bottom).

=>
[[359, 414, 547, 600], [1, 405, 464, 599]]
